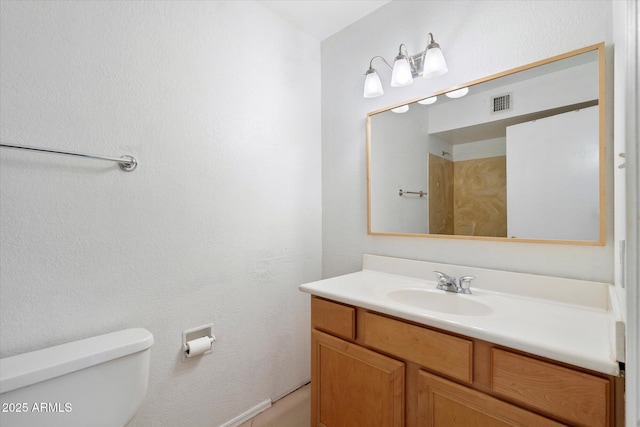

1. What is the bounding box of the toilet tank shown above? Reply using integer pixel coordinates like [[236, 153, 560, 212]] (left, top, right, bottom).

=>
[[0, 328, 154, 427]]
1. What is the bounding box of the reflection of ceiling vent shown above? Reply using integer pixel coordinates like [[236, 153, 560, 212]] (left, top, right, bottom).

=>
[[491, 93, 511, 113]]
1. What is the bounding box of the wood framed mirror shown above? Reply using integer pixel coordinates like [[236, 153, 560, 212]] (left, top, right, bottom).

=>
[[366, 43, 605, 245]]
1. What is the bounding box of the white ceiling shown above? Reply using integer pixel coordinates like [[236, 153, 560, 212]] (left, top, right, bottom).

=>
[[259, 0, 392, 41]]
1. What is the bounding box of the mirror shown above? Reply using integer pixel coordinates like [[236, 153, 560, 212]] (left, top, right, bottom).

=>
[[367, 43, 605, 245]]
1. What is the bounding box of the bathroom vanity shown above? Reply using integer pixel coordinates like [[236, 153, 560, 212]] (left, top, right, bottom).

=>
[[304, 39, 621, 427], [299, 255, 624, 427]]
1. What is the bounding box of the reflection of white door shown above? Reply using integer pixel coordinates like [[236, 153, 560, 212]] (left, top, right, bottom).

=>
[[506, 105, 599, 241]]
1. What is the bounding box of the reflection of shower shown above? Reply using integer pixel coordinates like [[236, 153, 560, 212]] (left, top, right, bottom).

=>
[[441, 151, 451, 157]]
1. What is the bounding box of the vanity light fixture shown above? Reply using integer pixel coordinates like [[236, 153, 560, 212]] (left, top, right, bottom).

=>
[[445, 87, 469, 98], [363, 33, 448, 98]]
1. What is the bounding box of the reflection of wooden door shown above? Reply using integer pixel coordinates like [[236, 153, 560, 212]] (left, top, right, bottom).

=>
[[429, 154, 453, 234], [311, 330, 405, 427], [453, 156, 507, 237]]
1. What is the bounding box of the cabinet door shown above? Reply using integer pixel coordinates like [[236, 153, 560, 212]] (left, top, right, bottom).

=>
[[311, 330, 404, 427], [417, 370, 566, 427]]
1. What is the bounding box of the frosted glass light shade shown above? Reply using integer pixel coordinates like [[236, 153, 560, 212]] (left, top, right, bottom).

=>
[[390, 56, 413, 87], [423, 47, 447, 78], [391, 104, 409, 113], [445, 87, 469, 98], [363, 69, 384, 98], [418, 96, 437, 105]]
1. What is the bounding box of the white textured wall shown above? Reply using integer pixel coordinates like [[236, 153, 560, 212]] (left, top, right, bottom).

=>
[[322, 0, 614, 282], [0, 1, 321, 426]]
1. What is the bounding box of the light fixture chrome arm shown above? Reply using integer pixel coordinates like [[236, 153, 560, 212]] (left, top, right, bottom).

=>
[[426, 33, 438, 50], [367, 55, 393, 72], [397, 44, 410, 58]]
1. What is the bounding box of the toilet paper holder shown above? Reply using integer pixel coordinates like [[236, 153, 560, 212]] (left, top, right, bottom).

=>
[[182, 323, 216, 362]]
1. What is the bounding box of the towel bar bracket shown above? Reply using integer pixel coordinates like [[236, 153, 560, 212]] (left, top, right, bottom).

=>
[[118, 155, 137, 172]]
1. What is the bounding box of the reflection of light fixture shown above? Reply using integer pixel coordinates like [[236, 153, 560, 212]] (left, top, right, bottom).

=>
[[363, 33, 448, 98], [391, 105, 410, 113], [445, 87, 469, 98], [418, 96, 437, 105]]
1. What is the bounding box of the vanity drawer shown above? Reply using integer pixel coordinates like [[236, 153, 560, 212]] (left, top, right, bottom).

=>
[[311, 297, 356, 340], [363, 312, 473, 384], [491, 349, 611, 427]]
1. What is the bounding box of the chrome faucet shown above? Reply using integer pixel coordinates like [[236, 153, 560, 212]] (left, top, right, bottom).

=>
[[434, 271, 475, 294]]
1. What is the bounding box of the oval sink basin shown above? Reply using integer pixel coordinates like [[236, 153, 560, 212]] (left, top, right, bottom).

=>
[[386, 289, 493, 316]]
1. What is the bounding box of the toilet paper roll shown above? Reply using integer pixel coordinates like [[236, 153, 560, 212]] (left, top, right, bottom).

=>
[[185, 336, 213, 358]]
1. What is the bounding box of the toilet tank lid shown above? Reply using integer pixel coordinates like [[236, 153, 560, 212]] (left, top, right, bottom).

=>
[[0, 328, 154, 394]]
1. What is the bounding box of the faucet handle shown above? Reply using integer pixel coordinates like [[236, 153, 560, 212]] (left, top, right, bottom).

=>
[[434, 271, 457, 292], [434, 270, 452, 279], [458, 276, 475, 294], [434, 271, 455, 283]]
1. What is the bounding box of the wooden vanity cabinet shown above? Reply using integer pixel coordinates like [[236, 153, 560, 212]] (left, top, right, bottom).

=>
[[417, 371, 565, 427], [312, 330, 405, 427], [310, 296, 621, 427]]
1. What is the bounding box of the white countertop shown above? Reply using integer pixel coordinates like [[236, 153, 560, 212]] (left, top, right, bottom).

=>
[[299, 255, 621, 376]]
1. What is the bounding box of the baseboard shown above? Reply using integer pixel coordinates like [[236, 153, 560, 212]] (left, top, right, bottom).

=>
[[218, 399, 271, 427]]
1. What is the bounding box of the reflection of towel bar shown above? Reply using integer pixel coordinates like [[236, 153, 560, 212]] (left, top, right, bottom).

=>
[[399, 189, 427, 197]]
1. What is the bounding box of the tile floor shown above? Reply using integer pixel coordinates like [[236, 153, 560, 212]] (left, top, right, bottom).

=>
[[239, 383, 310, 427]]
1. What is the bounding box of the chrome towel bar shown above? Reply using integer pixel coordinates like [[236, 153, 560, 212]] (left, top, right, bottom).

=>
[[0, 143, 137, 172]]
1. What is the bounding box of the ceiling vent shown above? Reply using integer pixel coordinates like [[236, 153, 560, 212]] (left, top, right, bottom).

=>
[[491, 93, 512, 113]]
